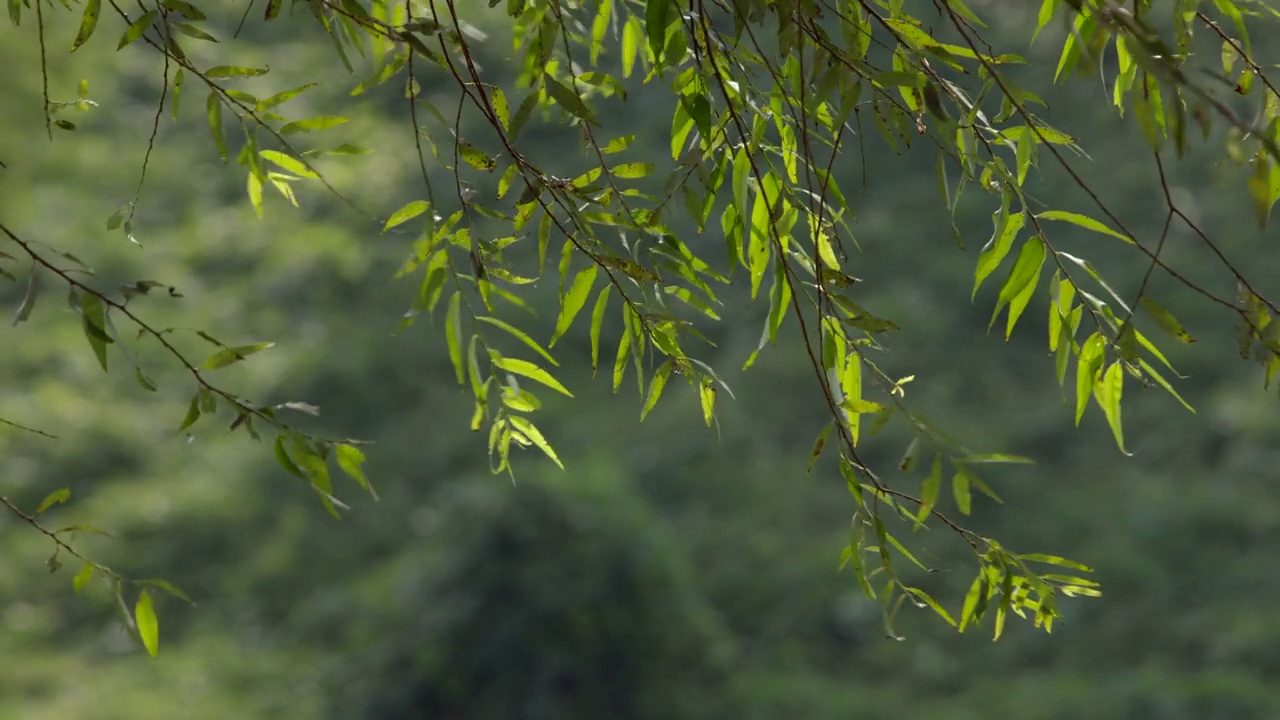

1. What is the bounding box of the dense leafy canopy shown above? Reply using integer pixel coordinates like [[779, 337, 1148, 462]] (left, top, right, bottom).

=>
[[4, 0, 1280, 656]]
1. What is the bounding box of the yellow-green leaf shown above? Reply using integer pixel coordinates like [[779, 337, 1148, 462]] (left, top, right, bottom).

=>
[[492, 356, 573, 397], [280, 116, 348, 135], [80, 293, 111, 372], [507, 416, 563, 468], [1075, 332, 1105, 425], [640, 360, 672, 420], [612, 162, 654, 179], [117, 10, 157, 49], [1095, 361, 1129, 454], [336, 443, 374, 496], [72, 563, 94, 593], [459, 142, 496, 171], [35, 488, 71, 515], [445, 292, 464, 384], [200, 342, 274, 370], [135, 590, 159, 657], [477, 316, 557, 366], [590, 286, 610, 374], [383, 200, 429, 232], [206, 92, 227, 161], [259, 150, 319, 179], [551, 266, 597, 346], [71, 0, 101, 51], [1036, 210, 1132, 243], [952, 469, 971, 515]]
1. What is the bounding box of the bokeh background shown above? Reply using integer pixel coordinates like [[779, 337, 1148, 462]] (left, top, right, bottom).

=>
[[3, 3, 1280, 718]]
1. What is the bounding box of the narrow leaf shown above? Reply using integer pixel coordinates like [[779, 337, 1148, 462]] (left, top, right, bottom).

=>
[[492, 356, 573, 397], [551, 266, 597, 346], [1036, 210, 1132, 243], [71, 0, 101, 51], [35, 488, 71, 515], [200, 342, 275, 370], [135, 590, 159, 657]]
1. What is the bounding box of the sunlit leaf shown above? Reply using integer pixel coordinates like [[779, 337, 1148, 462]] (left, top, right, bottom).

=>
[[35, 488, 71, 515], [135, 590, 159, 657], [507, 416, 563, 468], [384, 200, 429, 232], [1036, 210, 1132, 243], [492, 356, 573, 397]]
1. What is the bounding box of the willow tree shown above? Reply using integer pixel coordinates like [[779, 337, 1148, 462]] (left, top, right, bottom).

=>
[[4, 0, 1279, 651]]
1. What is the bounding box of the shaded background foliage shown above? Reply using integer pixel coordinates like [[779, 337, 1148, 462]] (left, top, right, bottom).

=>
[[3, 1, 1280, 719]]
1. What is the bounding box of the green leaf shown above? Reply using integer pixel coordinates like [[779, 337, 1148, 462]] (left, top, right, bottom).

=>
[[952, 469, 971, 515], [117, 10, 158, 49], [477, 316, 558, 366], [35, 488, 71, 515], [807, 422, 833, 476], [258, 83, 317, 110], [590, 0, 612, 64], [178, 395, 201, 432], [994, 236, 1046, 338], [621, 16, 642, 78], [71, 0, 101, 51], [247, 173, 264, 218], [905, 587, 957, 627], [956, 453, 1034, 464], [491, 87, 509, 131], [445, 292, 464, 384], [552, 266, 598, 346], [161, 0, 206, 19], [613, 325, 631, 392], [259, 150, 319, 179], [1020, 553, 1094, 572], [273, 434, 303, 477], [612, 162, 654, 179], [492, 356, 573, 397], [280, 116, 348, 134], [139, 578, 195, 604], [72, 563, 94, 594], [336, 443, 374, 495], [383, 200, 429, 231], [641, 360, 672, 420], [172, 22, 217, 42], [645, 0, 669, 64], [749, 174, 779, 299], [80, 293, 111, 372], [915, 455, 942, 528], [206, 92, 228, 162], [1075, 332, 1105, 425], [543, 74, 598, 125], [958, 573, 986, 632], [459, 142, 496, 171], [698, 379, 715, 427], [135, 590, 159, 657], [507, 416, 564, 468], [206, 65, 269, 78], [973, 199, 1024, 298], [351, 54, 408, 96], [1095, 361, 1129, 454], [1036, 210, 1132, 243], [171, 68, 184, 120], [589, 286, 610, 374], [200, 342, 275, 370]]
